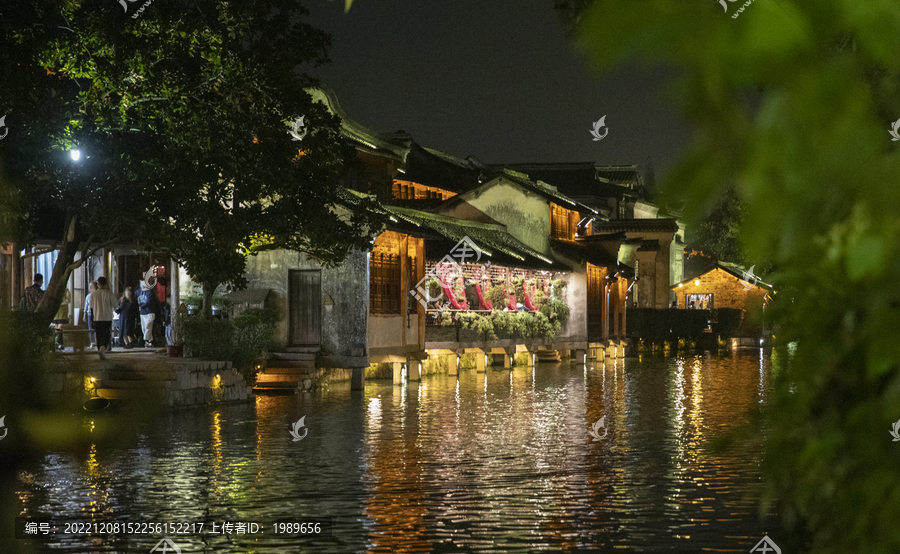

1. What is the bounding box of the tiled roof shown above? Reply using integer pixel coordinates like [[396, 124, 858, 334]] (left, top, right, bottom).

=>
[[672, 262, 774, 291], [384, 206, 563, 269], [488, 169, 598, 215], [494, 162, 648, 201], [593, 218, 679, 234], [400, 144, 482, 193], [550, 239, 619, 269]]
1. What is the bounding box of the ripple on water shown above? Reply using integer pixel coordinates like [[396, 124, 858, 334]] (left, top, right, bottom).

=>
[[15, 352, 778, 553]]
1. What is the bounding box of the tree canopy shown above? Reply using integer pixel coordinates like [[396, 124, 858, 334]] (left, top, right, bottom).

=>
[[0, 0, 383, 319], [573, 1, 900, 552]]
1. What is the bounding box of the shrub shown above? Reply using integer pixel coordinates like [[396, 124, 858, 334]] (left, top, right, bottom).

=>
[[459, 311, 496, 339], [484, 283, 508, 310], [181, 308, 277, 386], [231, 308, 277, 385], [181, 316, 233, 360], [2, 311, 55, 363]]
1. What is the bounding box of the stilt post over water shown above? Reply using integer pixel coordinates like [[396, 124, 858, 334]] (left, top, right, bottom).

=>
[[351, 367, 364, 390], [392, 362, 403, 385], [447, 354, 458, 376]]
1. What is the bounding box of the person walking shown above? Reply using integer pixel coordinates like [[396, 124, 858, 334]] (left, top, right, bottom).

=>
[[24, 274, 44, 311], [83, 281, 98, 348], [135, 279, 159, 347], [91, 277, 117, 359], [116, 287, 139, 349]]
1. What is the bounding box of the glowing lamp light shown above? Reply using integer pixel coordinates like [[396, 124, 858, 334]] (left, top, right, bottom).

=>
[[678, 283, 683, 288], [70, 149, 81, 161], [694, 279, 700, 286]]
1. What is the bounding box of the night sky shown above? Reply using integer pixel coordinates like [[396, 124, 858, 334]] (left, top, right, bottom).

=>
[[304, 0, 695, 184]]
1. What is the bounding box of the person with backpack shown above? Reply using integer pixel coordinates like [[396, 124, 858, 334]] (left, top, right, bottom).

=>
[[135, 279, 159, 347]]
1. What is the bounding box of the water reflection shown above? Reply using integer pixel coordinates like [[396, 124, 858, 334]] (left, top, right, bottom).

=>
[[16, 352, 776, 553]]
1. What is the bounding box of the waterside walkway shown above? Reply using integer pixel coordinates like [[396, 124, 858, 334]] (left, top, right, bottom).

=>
[[50, 348, 253, 409]]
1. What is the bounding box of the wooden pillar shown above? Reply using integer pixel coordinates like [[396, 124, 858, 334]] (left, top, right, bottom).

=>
[[575, 348, 587, 365], [475, 351, 486, 373], [400, 235, 409, 347], [392, 362, 404, 385], [170, 258, 180, 311], [416, 239, 425, 352]]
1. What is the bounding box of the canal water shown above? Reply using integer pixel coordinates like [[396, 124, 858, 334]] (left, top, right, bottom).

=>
[[16, 350, 783, 553]]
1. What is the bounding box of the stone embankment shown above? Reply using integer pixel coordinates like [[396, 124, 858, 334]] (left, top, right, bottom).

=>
[[51, 351, 253, 408]]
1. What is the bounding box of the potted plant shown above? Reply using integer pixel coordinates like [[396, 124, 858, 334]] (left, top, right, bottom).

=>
[[166, 305, 186, 357]]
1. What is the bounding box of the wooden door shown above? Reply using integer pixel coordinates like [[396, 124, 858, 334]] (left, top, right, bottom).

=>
[[289, 270, 321, 347]]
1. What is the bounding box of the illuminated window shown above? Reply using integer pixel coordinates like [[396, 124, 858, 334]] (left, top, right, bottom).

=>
[[551, 203, 577, 240]]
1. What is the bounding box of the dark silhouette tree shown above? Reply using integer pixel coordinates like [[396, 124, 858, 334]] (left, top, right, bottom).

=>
[[0, 0, 382, 320]]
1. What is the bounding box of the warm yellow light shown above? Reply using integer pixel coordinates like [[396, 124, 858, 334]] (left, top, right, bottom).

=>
[[90, 378, 95, 382], [679, 283, 683, 288], [694, 279, 700, 286]]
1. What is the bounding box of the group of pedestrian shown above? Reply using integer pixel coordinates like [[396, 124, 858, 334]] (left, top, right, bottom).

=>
[[25, 272, 169, 360]]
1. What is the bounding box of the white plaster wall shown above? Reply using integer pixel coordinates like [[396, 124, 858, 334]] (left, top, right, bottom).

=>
[[634, 201, 659, 219], [460, 178, 552, 255], [559, 268, 587, 343], [367, 314, 407, 349]]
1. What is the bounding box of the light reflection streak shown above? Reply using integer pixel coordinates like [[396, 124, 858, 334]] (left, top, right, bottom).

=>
[[211, 410, 223, 497]]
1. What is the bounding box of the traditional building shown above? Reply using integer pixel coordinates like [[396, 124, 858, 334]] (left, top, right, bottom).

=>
[[671, 261, 772, 313]]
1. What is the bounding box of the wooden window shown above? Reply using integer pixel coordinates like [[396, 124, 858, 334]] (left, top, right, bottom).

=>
[[551, 203, 576, 240], [370, 251, 401, 314]]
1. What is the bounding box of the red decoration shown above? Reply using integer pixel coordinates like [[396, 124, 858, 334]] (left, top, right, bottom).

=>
[[523, 280, 537, 311]]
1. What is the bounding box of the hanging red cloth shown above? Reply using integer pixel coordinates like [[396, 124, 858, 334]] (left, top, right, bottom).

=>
[[475, 283, 492, 310], [437, 263, 468, 310], [523, 280, 537, 311]]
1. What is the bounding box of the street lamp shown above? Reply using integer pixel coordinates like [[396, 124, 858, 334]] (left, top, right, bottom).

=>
[[69, 149, 81, 161]]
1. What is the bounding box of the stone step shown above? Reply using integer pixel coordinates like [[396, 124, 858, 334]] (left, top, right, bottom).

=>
[[263, 366, 315, 375], [106, 372, 175, 381], [96, 388, 162, 400], [269, 352, 316, 361], [252, 381, 298, 395], [100, 379, 169, 389], [536, 349, 561, 362], [266, 361, 316, 370], [256, 374, 301, 383]]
